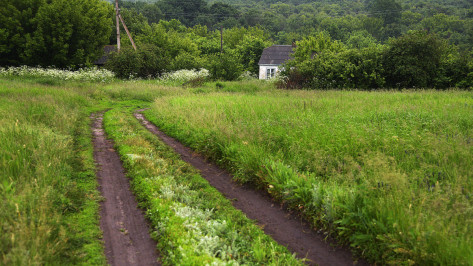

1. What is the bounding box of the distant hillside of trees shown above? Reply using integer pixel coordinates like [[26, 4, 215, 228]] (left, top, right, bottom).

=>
[[112, 0, 473, 51]]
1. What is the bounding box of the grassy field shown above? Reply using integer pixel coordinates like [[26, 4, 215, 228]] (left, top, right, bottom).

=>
[[0, 76, 305, 264], [2, 74, 472, 265], [145, 89, 473, 264], [0, 78, 106, 264]]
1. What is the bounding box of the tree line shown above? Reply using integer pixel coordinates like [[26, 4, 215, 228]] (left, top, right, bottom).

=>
[[116, 0, 473, 51], [279, 31, 472, 89], [1, 0, 472, 88]]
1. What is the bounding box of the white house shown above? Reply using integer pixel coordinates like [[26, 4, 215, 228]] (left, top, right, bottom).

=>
[[258, 45, 295, 80]]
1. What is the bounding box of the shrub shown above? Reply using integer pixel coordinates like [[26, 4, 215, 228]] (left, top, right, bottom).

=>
[[170, 52, 205, 71], [383, 31, 450, 88], [206, 52, 243, 81], [159, 69, 209, 84], [105, 44, 169, 79], [238, 71, 258, 81], [0, 66, 115, 82], [280, 45, 385, 90]]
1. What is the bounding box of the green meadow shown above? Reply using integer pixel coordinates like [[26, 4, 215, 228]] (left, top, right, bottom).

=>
[[0, 78, 105, 264], [1, 75, 472, 265], [146, 89, 473, 264]]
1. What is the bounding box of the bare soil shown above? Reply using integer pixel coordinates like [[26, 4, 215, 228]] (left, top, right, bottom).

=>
[[135, 110, 367, 266], [92, 112, 160, 266]]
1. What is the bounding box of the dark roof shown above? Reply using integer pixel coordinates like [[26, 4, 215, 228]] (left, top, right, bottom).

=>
[[258, 45, 294, 65], [94, 45, 117, 65]]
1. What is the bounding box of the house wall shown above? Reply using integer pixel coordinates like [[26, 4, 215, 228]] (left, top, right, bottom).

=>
[[259, 65, 280, 80]]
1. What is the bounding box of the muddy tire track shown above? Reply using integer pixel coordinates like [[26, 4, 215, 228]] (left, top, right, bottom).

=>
[[92, 112, 160, 266], [135, 110, 366, 266]]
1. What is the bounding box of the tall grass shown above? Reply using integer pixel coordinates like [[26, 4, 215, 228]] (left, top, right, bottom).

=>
[[146, 89, 473, 264], [0, 79, 105, 264]]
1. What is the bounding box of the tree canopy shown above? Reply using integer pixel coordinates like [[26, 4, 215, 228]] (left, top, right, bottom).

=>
[[0, 0, 113, 67]]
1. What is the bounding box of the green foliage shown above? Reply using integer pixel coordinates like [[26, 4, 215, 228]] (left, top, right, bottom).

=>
[[119, 0, 163, 24], [236, 35, 271, 74], [207, 52, 243, 81], [292, 32, 345, 62], [0, 0, 113, 68], [282, 32, 385, 90], [105, 44, 169, 79], [103, 107, 303, 265], [367, 0, 402, 25], [383, 31, 450, 88], [157, 0, 208, 27], [281, 30, 471, 89]]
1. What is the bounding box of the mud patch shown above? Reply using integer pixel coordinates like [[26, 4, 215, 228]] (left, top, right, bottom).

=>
[[92, 112, 160, 266], [135, 110, 366, 266]]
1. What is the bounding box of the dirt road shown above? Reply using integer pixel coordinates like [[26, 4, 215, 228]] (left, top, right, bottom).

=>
[[92, 112, 160, 266], [135, 110, 366, 266]]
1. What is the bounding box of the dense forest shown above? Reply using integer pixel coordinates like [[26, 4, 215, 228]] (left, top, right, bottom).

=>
[[113, 0, 473, 48]]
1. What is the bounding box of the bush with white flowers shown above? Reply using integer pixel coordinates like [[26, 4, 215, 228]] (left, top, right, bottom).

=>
[[159, 69, 209, 83], [0, 66, 115, 82]]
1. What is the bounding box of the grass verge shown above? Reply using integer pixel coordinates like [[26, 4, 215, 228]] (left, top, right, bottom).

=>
[[0, 79, 106, 265]]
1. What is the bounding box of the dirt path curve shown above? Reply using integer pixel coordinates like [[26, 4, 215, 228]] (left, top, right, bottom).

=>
[[135, 110, 366, 266], [92, 112, 160, 266]]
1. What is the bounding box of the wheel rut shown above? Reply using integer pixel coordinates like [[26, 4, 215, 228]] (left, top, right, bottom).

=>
[[92, 112, 160, 266], [134, 110, 367, 266]]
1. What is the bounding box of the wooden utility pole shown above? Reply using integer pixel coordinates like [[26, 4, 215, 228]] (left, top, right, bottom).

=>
[[118, 14, 137, 51], [220, 26, 223, 55], [115, 0, 137, 52], [115, 0, 120, 52]]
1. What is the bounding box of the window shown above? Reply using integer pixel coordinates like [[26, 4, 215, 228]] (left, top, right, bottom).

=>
[[266, 68, 276, 79]]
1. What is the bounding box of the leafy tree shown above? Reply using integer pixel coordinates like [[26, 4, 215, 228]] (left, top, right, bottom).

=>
[[241, 8, 263, 27], [119, 1, 163, 24], [270, 3, 293, 18], [0, 0, 112, 67], [367, 0, 402, 25], [157, 0, 208, 26], [105, 44, 168, 78], [236, 35, 270, 74], [206, 52, 243, 80], [292, 32, 345, 62], [209, 2, 240, 24], [346, 30, 378, 49], [0, 0, 46, 66], [171, 52, 205, 70], [360, 15, 384, 40], [421, 14, 470, 49], [383, 31, 450, 88]]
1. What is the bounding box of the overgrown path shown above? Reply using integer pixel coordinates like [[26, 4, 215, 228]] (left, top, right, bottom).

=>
[[135, 110, 365, 266], [92, 112, 160, 266]]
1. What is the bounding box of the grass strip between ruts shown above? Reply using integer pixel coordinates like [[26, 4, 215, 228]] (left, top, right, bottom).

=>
[[103, 107, 303, 265]]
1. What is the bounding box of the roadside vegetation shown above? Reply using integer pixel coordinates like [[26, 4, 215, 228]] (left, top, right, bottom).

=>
[[0, 66, 115, 83], [145, 89, 473, 264], [103, 107, 302, 264], [0, 78, 106, 264], [0, 74, 307, 264]]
